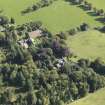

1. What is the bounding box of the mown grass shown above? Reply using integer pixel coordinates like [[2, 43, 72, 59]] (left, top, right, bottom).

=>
[[67, 87, 105, 105], [88, 0, 105, 10], [0, 0, 102, 33], [67, 30, 105, 61]]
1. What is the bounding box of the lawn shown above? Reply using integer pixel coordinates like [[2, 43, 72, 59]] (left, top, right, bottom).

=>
[[67, 30, 105, 61], [67, 87, 105, 105], [88, 0, 105, 10], [0, 0, 101, 33]]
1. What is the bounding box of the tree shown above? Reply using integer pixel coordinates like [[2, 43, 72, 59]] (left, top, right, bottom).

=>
[[16, 70, 26, 87], [68, 28, 76, 35], [78, 59, 91, 68], [27, 92, 37, 105], [57, 32, 67, 40], [0, 32, 6, 46], [71, 0, 83, 4], [93, 7, 97, 14], [78, 82, 89, 97], [0, 16, 9, 25], [70, 81, 78, 99], [10, 17, 15, 24], [32, 5, 38, 11], [88, 3, 92, 10], [90, 58, 105, 74], [80, 23, 89, 31], [25, 78, 34, 91], [0, 75, 3, 86]]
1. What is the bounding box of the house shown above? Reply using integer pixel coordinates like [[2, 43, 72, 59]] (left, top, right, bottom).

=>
[[28, 29, 42, 39], [56, 58, 65, 69], [18, 29, 42, 48], [0, 26, 5, 32], [18, 40, 28, 48], [18, 37, 35, 48]]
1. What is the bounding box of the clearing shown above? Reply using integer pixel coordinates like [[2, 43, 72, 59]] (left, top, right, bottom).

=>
[[67, 30, 105, 61]]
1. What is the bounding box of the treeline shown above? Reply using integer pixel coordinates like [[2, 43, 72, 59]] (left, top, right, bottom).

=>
[[21, 0, 57, 14], [0, 58, 105, 105], [67, 0, 105, 23]]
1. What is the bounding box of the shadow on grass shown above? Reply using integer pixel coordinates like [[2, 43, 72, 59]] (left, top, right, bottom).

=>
[[78, 5, 85, 9], [99, 26, 105, 33], [65, 0, 76, 5], [77, 5, 87, 11], [87, 11, 97, 16], [95, 18, 105, 24]]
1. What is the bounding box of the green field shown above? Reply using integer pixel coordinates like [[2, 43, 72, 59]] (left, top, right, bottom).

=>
[[67, 30, 105, 61], [67, 87, 105, 105], [88, 0, 105, 10], [0, 0, 102, 33]]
